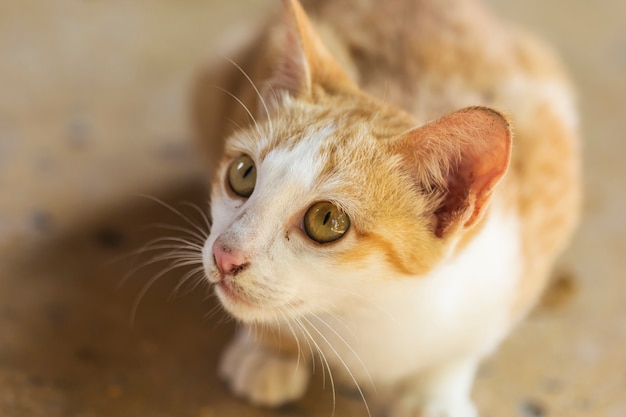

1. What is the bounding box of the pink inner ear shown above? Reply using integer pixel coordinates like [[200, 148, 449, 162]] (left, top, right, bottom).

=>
[[275, 51, 310, 96], [399, 107, 512, 237]]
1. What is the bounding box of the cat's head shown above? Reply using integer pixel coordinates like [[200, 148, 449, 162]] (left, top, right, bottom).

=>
[[201, 0, 511, 323]]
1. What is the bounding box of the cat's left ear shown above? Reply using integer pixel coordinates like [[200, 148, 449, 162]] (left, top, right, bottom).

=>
[[263, 0, 356, 108], [396, 107, 512, 238]]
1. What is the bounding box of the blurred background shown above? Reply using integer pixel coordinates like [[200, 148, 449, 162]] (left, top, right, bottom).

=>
[[0, 0, 624, 416]]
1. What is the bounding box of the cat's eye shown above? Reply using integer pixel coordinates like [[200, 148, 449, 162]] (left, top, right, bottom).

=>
[[228, 155, 256, 198], [303, 201, 350, 244]]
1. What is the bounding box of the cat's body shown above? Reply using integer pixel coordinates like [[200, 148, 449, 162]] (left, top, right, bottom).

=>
[[192, 0, 580, 415]]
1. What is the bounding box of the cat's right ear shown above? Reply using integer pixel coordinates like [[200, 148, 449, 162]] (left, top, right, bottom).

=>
[[395, 107, 512, 239], [262, 0, 355, 109]]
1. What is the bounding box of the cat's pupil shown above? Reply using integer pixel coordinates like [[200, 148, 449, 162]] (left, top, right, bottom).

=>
[[323, 211, 331, 226], [243, 166, 253, 178]]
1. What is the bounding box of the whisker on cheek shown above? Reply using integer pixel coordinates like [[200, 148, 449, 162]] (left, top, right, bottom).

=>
[[171, 265, 208, 298], [135, 194, 210, 240], [119, 248, 202, 288], [179, 201, 213, 233], [295, 315, 337, 415], [129, 258, 204, 326], [145, 223, 207, 245]]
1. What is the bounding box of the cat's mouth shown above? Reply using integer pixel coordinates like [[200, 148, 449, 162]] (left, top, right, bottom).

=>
[[214, 275, 307, 321], [215, 279, 255, 307]]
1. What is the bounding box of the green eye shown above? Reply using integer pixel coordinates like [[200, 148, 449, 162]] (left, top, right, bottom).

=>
[[304, 201, 350, 244], [228, 155, 256, 198]]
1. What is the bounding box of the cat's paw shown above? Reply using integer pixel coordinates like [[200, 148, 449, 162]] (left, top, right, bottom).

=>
[[219, 332, 310, 407], [390, 397, 477, 417]]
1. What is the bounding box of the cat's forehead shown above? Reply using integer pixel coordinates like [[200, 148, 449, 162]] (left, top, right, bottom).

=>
[[262, 122, 337, 189], [228, 104, 378, 178]]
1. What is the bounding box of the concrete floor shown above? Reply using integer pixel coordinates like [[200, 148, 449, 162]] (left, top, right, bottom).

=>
[[1, 1, 625, 416]]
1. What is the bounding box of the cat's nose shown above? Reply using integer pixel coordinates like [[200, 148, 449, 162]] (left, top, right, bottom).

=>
[[212, 240, 249, 276]]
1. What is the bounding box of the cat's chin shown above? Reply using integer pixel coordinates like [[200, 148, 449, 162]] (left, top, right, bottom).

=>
[[214, 283, 305, 324], [215, 280, 267, 322], [218, 300, 284, 324], [215, 280, 253, 306]]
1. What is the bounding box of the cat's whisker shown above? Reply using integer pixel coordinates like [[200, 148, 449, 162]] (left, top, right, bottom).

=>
[[213, 86, 264, 139], [106, 240, 199, 268], [295, 316, 337, 417], [129, 258, 203, 327], [311, 313, 376, 395], [162, 256, 204, 265], [204, 299, 224, 321], [264, 81, 279, 104], [225, 57, 274, 138], [171, 265, 207, 299], [333, 286, 399, 324], [294, 317, 322, 376], [175, 273, 209, 300], [251, 322, 260, 344], [147, 236, 203, 251], [281, 312, 306, 386], [118, 247, 201, 288], [322, 310, 358, 339], [179, 201, 212, 233], [293, 317, 329, 391], [189, 271, 210, 292], [135, 194, 208, 240], [128, 243, 199, 257], [146, 222, 207, 245], [289, 310, 317, 376], [116, 231, 202, 270], [302, 315, 372, 417], [117, 252, 193, 289], [254, 322, 270, 350], [264, 80, 282, 120], [203, 291, 234, 324], [248, 322, 258, 343], [281, 305, 316, 373], [271, 312, 281, 349], [137, 234, 203, 249], [261, 322, 270, 346], [215, 311, 235, 326], [263, 81, 283, 141], [224, 116, 245, 132]]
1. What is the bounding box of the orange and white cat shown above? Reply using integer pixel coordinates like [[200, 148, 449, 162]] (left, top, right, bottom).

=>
[[192, 0, 580, 416]]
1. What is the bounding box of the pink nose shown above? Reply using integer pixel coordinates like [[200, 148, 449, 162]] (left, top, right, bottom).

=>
[[212, 240, 248, 276]]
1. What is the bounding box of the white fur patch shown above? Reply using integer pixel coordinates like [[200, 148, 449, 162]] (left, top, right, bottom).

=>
[[305, 210, 523, 388], [260, 123, 335, 191]]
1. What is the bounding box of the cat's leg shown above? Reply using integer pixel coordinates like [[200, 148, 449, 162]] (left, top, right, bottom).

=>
[[389, 356, 480, 417], [219, 325, 310, 407]]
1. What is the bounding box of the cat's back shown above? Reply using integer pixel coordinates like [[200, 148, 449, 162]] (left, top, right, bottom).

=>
[[306, 0, 572, 120]]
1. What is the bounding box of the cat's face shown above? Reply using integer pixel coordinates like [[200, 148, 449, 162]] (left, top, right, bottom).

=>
[[203, 95, 442, 323]]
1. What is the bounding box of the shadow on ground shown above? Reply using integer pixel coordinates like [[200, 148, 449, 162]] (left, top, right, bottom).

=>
[[0, 182, 365, 417]]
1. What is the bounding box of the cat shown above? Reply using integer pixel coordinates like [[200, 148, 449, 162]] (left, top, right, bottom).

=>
[[191, 0, 581, 416]]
